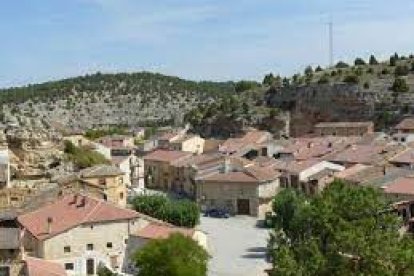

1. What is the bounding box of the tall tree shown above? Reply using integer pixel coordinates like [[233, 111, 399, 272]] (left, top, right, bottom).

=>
[[268, 181, 414, 275], [133, 233, 209, 276]]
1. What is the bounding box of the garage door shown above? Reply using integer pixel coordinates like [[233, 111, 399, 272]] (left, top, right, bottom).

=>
[[237, 199, 250, 215]]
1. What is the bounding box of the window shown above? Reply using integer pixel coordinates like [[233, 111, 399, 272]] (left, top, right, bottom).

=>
[[64, 246, 71, 253], [98, 178, 106, 185], [0, 266, 10, 276], [87, 243, 94, 251], [119, 192, 124, 199], [65, 263, 74, 270], [106, 242, 113, 248]]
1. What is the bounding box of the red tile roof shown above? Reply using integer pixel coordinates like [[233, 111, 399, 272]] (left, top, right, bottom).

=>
[[384, 177, 414, 195], [314, 121, 373, 128], [143, 150, 192, 163], [390, 148, 414, 164], [18, 194, 140, 240], [395, 118, 414, 130], [25, 257, 67, 276], [133, 223, 194, 240]]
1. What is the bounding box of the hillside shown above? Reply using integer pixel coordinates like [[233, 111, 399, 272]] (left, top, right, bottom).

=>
[[0, 72, 235, 130], [264, 53, 414, 136]]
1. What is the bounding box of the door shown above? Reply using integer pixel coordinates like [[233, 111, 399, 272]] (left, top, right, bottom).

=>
[[86, 259, 95, 275], [237, 199, 250, 215]]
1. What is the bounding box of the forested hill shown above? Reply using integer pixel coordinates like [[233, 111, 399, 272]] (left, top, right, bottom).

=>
[[0, 72, 236, 129]]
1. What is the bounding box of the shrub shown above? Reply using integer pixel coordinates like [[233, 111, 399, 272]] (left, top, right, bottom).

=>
[[391, 77, 410, 92], [335, 61, 349, 68], [354, 57, 366, 66], [64, 141, 109, 169], [395, 65, 409, 76], [363, 81, 370, 89], [411, 63, 414, 72], [390, 56, 397, 66], [304, 66, 313, 76], [315, 66, 323, 72], [381, 68, 390, 75], [133, 233, 209, 276], [366, 68, 374, 74], [235, 80, 259, 93], [132, 195, 200, 227], [343, 74, 359, 84], [318, 74, 330, 84]]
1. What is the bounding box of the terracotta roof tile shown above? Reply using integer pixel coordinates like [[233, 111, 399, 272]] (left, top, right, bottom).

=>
[[25, 257, 67, 276], [133, 223, 194, 240], [384, 177, 414, 195], [315, 121, 373, 128], [143, 150, 192, 163], [390, 148, 414, 164], [18, 194, 140, 240], [395, 118, 414, 130]]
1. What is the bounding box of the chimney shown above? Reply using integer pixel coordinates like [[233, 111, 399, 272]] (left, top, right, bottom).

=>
[[76, 196, 86, 208], [47, 217, 53, 234], [70, 194, 78, 205], [223, 157, 231, 173]]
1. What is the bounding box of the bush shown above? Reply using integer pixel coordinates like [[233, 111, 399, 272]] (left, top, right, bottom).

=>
[[354, 57, 366, 66], [366, 68, 374, 74], [391, 77, 410, 92], [363, 81, 370, 89], [395, 65, 409, 76], [381, 68, 390, 75], [304, 66, 313, 76], [132, 195, 200, 227], [235, 80, 259, 93], [343, 74, 359, 84], [318, 74, 330, 84], [64, 141, 109, 169], [335, 61, 349, 68], [411, 63, 414, 72], [315, 66, 323, 72], [133, 233, 209, 276]]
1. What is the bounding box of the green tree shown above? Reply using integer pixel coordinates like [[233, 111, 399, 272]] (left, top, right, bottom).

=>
[[268, 181, 414, 275], [391, 77, 410, 92], [263, 74, 281, 87], [235, 80, 259, 93], [335, 61, 349, 68], [304, 66, 313, 76], [354, 57, 366, 66], [343, 74, 359, 84], [318, 74, 330, 84], [132, 195, 200, 227], [315, 65, 323, 72], [369, 55, 378, 65], [133, 233, 209, 276], [395, 65, 409, 76]]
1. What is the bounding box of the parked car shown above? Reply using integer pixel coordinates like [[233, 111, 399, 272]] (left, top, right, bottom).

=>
[[204, 208, 230, 218]]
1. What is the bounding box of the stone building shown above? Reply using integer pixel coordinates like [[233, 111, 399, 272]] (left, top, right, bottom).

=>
[[195, 160, 280, 217], [58, 165, 127, 208], [17, 194, 151, 276], [314, 121, 374, 136]]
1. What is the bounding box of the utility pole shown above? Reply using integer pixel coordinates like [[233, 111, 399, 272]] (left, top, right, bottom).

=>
[[328, 19, 334, 67]]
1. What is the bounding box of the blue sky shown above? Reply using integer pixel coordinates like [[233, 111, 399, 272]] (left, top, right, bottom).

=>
[[1, 0, 414, 87]]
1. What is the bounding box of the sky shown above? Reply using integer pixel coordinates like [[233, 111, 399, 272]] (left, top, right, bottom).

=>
[[1, 0, 414, 88]]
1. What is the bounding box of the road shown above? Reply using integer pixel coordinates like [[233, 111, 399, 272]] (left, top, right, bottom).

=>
[[199, 216, 271, 276]]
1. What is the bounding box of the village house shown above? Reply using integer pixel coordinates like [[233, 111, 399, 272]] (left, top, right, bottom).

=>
[[143, 150, 193, 192], [58, 164, 127, 208], [389, 148, 414, 169], [168, 135, 205, 155], [275, 159, 345, 195], [97, 135, 135, 149], [17, 194, 152, 276], [218, 130, 273, 158], [394, 117, 414, 134], [383, 176, 414, 201], [313, 121, 374, 136], [327, 144, 404, 167], [195, 158, 280, 217]]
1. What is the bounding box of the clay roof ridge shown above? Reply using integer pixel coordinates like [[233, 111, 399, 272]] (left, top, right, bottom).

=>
[[81, 199, 101, 224]]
